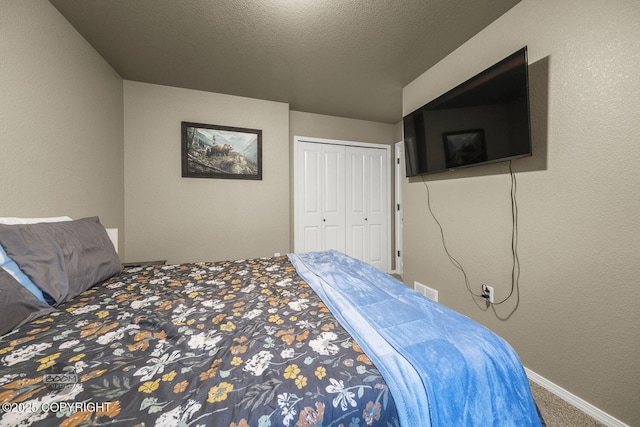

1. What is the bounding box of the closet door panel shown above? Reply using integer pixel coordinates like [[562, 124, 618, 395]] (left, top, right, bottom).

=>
[[296, 142, 323, 253], [303, 151, 321, 214], [348, 151, 366, 214], [302, 226, 321, 253], [345, 148, 367, 262], [366, 149, 388, 271], [367, 151, 385, 215], [348, 224, 366, 261], [367, 223, 384, 265], [321, 145, 346, 252], [323, 224, 342, 251], [322, 149, 341, 215]]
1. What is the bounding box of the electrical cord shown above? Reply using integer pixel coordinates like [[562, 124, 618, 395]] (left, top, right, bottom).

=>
[[493, 160, 520, 304], [421, 176, 484, 299], [421, 160, 521, 305]]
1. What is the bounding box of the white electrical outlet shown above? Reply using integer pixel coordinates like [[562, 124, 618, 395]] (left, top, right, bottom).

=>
[[414, 281, 438, 302], [482, 284, 495, 303]]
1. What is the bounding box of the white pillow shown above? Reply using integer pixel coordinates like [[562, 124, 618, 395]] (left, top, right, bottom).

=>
[[0, 216, 72, 225]]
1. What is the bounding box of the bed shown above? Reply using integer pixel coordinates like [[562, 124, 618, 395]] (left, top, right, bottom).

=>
[[0, 217, 544, 426]]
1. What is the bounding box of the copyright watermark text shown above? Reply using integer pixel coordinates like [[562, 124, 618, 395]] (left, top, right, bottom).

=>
[[1, 401, 112, 414]]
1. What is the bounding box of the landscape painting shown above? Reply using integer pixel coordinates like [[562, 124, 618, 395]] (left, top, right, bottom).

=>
[[181, 122, 262, 180]]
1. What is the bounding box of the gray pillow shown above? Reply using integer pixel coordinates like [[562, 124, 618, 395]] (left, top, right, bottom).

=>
[[0, 217, 122, 306], [0, 268, 55, 336]]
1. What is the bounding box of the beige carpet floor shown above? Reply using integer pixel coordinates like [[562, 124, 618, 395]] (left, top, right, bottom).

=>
[[530, 380, 606, 427]]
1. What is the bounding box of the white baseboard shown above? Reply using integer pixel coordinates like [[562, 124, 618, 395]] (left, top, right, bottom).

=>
[[525, 367, 629, 427]]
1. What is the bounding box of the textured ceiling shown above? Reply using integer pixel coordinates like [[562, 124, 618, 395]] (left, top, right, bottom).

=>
[[49, 0, 521, 123]]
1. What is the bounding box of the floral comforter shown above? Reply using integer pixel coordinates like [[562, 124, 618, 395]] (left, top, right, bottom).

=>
[[0, 256, 399, 427]]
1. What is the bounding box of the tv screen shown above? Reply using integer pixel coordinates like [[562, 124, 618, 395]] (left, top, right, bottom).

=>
[[404, 47, 532, 176]]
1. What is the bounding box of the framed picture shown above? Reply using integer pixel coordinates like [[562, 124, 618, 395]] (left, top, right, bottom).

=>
[[442, 129, 487, 169], [181, 122, 262, 180]]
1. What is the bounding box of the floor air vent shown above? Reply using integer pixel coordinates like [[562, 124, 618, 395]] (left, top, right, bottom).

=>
[[414, 281, 438, 302]]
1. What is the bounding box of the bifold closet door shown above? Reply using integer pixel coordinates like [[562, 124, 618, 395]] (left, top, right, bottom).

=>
[[294, 142, 346, 253], [345, 146, 389, 271]]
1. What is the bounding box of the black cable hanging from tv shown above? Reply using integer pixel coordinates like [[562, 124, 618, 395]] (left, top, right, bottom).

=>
[[493, 160, 521, 305], [421, 160, 521, 306]]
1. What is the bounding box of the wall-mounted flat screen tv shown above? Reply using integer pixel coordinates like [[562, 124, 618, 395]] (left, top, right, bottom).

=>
[[404, 47, 532, 177]]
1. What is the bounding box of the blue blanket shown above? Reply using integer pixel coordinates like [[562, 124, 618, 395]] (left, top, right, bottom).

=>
[[288, 250, 543, 427]]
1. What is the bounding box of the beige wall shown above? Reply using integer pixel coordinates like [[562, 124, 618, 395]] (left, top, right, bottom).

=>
[[0, 0, 124, 254], [402, 0, 640, 425], [124, 81, 290, 263], [290, 111, 396, 145]]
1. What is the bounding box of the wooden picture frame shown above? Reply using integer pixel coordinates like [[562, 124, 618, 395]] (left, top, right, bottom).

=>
[[181, 122, 262, 180]]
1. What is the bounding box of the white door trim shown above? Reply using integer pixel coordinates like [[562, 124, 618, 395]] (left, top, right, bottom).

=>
[[295, 135, 390, 150], [394, 141, 404, 275]]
